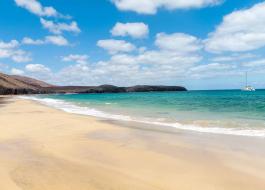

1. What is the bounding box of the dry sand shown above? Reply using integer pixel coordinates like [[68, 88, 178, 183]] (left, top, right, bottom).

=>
[[0, 98, 264, 190]]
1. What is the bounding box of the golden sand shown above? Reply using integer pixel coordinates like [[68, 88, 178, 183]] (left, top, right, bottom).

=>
[[0, 98, 264, 190]]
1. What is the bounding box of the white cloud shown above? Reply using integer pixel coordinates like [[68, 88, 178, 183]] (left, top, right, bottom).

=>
[[0, 63, 9, 72], [24, 64, 53, 82], [108, 54, 138, 65], [241, 59, 265, 67], [188, 63, 237, 79], [11, 68, 25, 75], [62, 54, 89, 64], [37, 46, 202, 86], [25, 64, 50, 73], [137, 50, 202, 65], [0, 40, 19, 49], [14, 0, 60, 17], [111, 22, 149, 38], [190, 62, 233, 72], [11, 50, 32, 63], [45, 35, 69, 46], [22, 36, 69, 46], [27, 31, 205, 86], [97, 39, 136, 54], [0, 40, 32, 63], [53, 54, 200, 86], [0, 49, 12, 58], [51, 43, 202, 86], [211, 53, 256, 62], [22, 37, 45, 45], [111, 0, 222, 14], [155, 33, 202, 54], [205, 2, 265, 52], [40, 18, 80, 34]]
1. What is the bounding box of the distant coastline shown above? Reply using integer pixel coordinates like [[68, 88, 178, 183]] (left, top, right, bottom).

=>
[[0, 72, 187, 95]]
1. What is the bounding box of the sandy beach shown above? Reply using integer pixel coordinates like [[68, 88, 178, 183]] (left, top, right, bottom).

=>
[[0, 97, 264, 190]]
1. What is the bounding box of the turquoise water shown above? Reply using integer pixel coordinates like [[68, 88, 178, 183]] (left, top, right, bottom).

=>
[[30, 90, 265, 137]]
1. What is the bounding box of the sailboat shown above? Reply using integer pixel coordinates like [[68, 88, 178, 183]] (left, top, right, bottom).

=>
[[242, 72, 255, 91]]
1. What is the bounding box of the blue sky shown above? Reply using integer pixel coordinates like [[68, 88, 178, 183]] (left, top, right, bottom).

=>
[[1, 0, 265, 90]]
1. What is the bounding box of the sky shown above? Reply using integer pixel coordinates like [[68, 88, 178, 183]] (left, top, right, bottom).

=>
[[1, 0, 265, 90]]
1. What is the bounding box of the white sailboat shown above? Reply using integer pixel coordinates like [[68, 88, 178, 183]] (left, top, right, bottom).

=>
[[242, 72, 255, 91]]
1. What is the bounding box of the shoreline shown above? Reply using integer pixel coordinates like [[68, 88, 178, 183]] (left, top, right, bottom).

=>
[[0, 96, 13, 107], [21, 95, 265, 138], [0, 98, 264, 189]]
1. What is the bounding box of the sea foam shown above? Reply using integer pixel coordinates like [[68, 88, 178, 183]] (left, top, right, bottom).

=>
[[20, 96, 265, 138]]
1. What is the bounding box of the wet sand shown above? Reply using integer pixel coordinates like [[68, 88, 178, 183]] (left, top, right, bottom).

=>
[[0, 98, 264, 190], [0, 96, 12, 107]]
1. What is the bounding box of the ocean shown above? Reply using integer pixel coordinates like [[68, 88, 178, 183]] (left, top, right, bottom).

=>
[[24, 90, 265, 137]]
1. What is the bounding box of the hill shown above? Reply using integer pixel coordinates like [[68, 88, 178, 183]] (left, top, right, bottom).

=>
[[11, 75, 55, 88], [0, 72, 187, 95], [0, 73, 55, 95]]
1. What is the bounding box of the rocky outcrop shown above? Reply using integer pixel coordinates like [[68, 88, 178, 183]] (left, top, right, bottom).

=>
[[0, 72, 187, 95], [125, 85, 187, 92], [45, 85, 187, 94], [0, 88, 36, 95]]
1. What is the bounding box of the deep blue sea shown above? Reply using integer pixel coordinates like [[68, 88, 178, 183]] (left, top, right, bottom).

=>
[[25, 90, 265, 137]]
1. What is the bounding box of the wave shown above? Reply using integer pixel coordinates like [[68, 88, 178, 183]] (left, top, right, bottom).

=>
[[20, 96, 265, 138]]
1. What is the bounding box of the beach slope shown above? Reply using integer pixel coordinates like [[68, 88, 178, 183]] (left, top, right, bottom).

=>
[[0, 98, 264, 190]]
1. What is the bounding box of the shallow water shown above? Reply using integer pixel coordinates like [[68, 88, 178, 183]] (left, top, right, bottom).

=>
[[24, 90, 265, 137]]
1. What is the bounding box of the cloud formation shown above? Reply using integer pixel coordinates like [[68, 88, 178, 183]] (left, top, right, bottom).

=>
[[155, 33, 202, 54], [111, 0, 222, 14], [22, 37, 45, 45], [0, 40, 32, 63], [205, 2, 265, 52], [0, 40, 19, 49], [45, 36, 69, 46], [14, 0, 60, 17], [210, 53, 256, 62], [241, 59, 265, 68], [111, 22, 149, 38], [62, 54, 89, 64], [22, 36, 69, 46], [97, 39, 136, 54], [25, 64, 50, 73], [11, 68, 25, 75], [40, 18, 81, 35], [24, 31, 203, 86], [9, 0, 265, 88], [188, 62, 237, 79]]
